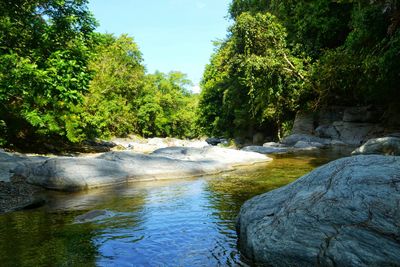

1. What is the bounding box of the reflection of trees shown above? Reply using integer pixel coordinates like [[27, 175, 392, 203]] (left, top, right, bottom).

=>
[[0, 185, 148, 267], [0, 210, 98, 266]]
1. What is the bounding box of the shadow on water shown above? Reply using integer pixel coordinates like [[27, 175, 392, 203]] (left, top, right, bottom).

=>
[[0, 149, 349, 266]]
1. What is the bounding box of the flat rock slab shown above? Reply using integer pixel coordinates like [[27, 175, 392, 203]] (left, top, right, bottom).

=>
[[237, 155, 400, 267], [12, 147, 271, 191]]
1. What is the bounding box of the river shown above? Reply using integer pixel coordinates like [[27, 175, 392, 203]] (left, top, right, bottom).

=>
[[0, 150, 349, 266]]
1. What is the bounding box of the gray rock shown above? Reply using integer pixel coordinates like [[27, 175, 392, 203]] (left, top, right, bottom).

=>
[[281, 134, 331, 146], [262, 142, 283, 148], [343, 106, 381, 123], [237, 155, 400, 267], [318, 106, 345, 125], [14, 147, 271, 191], [241, 146, 288, 154], [292, 112, 315, 135], [333, 121, 384, 145], [293, 141, 324, 150], [315, 124, 340, 140], [206, 137, 222, 146], [352, 137, 400, 156]]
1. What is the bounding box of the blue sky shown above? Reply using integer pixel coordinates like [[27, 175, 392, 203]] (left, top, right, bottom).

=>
[[88, 0, 232, 92]]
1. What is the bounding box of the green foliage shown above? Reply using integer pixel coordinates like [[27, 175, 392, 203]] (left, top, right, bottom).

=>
[[198, 12, 309, 138], [0, 0, 96, 145], [136, 72, 199, 138], [81, 34, 145, 139], [199, 0, 400, 138]]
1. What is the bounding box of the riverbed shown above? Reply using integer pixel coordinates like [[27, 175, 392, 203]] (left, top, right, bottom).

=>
[[0, 150, 349, 266]]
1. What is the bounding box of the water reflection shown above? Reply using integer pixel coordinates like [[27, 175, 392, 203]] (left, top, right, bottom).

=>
[[0, 150, 349, 266]]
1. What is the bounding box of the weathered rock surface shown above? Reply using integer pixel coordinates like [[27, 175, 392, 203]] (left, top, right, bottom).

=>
[[0, 175, 44, 213], [241, 145, 288, 154], [352, 137, 400, 156], [237, 155, 400, 267], [332, 121, 384, 146], [293, 141, 325, 150], [281, 134, 331, 146], [13, 147, 271, 191], [292, 112, 315, 135], [112, 136, 209, 153]]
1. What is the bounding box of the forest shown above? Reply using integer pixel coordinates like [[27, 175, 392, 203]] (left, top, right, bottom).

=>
[[1, 0, 399, 150]]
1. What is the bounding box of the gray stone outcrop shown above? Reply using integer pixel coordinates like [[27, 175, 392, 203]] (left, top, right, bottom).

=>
[[352, 137, 400, 156], [12, 147, 271, 191], [237, 155, 400, 267]]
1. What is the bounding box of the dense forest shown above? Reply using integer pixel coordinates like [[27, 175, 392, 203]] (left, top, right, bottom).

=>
[[198, 0, 400, 139], [1, 0, 399, 150], [0, 0, 198, 150]]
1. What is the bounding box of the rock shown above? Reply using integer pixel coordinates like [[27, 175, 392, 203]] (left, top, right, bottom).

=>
[[241, 146, 288, 154], [291, 112, 315, 135], [281, 134, 331, 146], [315, 124, 340, 140], [343, 106, 381, 123], [237, 155, 400, 267], [333, 121, 384, 146], [14, 147, 271, 191], [293, 141, 324, 150], [206, 137, 222, 146], [318, 106, 345, 125], [263, 142, 283, 147], [0, 151, 48, 182], [0, 175, 44, 214], [352, 137, 400, 156], [74, 210, 115, 223], [252, 133, 264, 145]]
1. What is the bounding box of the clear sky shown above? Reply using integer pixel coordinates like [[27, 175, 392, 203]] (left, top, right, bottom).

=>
[[88, 0, 232, 92]]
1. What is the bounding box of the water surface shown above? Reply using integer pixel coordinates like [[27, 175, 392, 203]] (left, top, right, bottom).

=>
[[0, 150, 348, 266]]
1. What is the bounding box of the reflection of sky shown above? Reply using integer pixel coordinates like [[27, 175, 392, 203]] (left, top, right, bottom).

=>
[[88, 0, 232, 90], [90, 179, 242, 266]]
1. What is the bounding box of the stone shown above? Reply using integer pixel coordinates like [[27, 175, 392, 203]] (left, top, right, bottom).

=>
[[206, 137, 222, 146], [352, 137, 400, 156], [281, 134, 331, 146], [0, 175, 44, 214], [343, 106, 381, 123], [333, 121, 384, 146], [14, 147, 271, 191], [237, 155, 400, 267], [293, 141, 324, 150], [262, 142, 282, 148], [241, 146, 288, 154], [315, 124, 340, 140], [318, 106, 345, 125], [291, 112, 315, 135]]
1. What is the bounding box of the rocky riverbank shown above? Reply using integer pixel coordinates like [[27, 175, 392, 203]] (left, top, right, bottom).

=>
[[0, 146, 271, 191]]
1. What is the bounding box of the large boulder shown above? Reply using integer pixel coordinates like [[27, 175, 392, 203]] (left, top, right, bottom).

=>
[[237, 155, 400, 266], [343, 106, 381, 123], [352, 137, 400, 156], [14, 147, 271, 191], [333, 121, 384, 146], [291, 112, 315, 135]]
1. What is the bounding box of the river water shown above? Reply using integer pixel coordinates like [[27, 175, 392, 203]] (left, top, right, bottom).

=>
[[0, 150, 349, 266]]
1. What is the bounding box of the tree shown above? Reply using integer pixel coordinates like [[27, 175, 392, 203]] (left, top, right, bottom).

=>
[[0, 0, 97, 146]]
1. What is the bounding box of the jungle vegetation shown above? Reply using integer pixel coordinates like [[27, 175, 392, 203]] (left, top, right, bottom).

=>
[[1, 0, 399, 149]]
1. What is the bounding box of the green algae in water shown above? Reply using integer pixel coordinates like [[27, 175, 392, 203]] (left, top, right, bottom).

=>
[[0, 150, 348, 266]]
